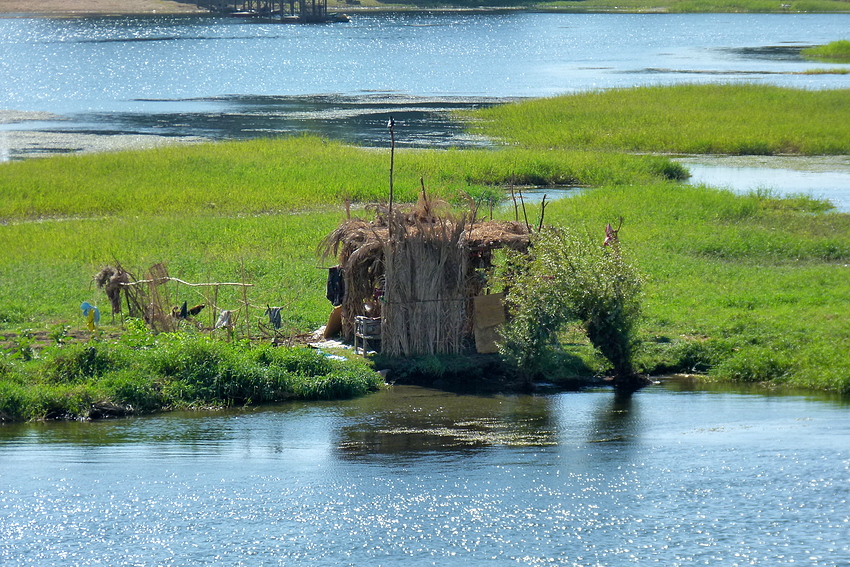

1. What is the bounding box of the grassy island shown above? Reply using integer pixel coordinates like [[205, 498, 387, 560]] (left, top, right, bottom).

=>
[[802, 40, 850, 63], [1, 83, 849, 420]]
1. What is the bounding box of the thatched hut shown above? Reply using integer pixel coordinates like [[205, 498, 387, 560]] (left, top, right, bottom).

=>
[[320, 197, 530, 357]]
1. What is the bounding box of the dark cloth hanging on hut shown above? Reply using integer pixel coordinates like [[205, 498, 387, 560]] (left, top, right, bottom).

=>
[[326, 265, 345, 306]]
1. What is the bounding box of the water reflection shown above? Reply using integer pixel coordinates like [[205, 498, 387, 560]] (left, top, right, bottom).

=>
[[336, 387, 559, 458], [587, 389, 638, 445]]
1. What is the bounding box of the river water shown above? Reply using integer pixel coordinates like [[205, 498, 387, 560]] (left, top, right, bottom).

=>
[[1, 381, 849, 566]]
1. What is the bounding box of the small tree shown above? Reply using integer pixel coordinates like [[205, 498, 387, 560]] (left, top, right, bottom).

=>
[[497, 225, 644, 387]]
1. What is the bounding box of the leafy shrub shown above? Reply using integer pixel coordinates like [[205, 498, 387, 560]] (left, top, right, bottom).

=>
[[47, 344, 116, 383], [0, 380, 26, 421], [101, 369, 163, 413], [497, 226, 643, 384]]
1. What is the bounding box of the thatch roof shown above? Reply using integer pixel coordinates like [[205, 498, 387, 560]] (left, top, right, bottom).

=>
[[319, 212, 531, 263]]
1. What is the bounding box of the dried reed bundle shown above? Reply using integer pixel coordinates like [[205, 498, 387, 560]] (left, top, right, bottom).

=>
[[381, 207, 469, 356], [94, 264, 130, 315], [140, 263, 176, 332]]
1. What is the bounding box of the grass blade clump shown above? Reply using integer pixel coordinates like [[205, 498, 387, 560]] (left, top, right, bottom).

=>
[[802, 40, 850, 63]]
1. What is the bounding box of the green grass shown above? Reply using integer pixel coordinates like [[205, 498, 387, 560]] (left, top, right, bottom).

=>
[[0, 136, 683, 220], [2, 82, 850, 397], [0, 211, 346, 332], [802, 40, 850, 63], [352, 0, 850, 12], [800, 68, 850, 74], [464, 84, 850, 155], [543, 183, 850, 393], [537, 0, 850, 12]]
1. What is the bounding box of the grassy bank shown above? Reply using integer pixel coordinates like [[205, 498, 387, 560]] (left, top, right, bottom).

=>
[[464, 84, 850, 154], [341, 0, 850, 13], [0, 136, 682, 219], [0, 326, 382, 421], [543, 184, 850, 393], [537, 0, 850, 12]]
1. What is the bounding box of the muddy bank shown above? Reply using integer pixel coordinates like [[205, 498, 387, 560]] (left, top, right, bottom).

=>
[[0, 130, 208, 160]]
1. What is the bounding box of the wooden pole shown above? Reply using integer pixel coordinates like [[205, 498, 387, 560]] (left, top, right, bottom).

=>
[[388, 116, 395, 218]]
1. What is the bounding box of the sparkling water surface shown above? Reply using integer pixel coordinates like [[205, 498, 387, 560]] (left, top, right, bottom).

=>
[[2, 383, 849, 566]]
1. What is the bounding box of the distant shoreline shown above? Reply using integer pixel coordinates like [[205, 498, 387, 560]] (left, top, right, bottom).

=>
[[0, 0, 204, 16], [3, 0, 847, 17]]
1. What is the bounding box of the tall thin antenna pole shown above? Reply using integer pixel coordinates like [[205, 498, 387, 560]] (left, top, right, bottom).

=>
[[387, 116, 395, 218]]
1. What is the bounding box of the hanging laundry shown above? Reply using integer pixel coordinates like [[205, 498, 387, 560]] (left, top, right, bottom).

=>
[[265, 306, 283, 330], [326, 265, 345, 307], [215, 310, 233, 329]]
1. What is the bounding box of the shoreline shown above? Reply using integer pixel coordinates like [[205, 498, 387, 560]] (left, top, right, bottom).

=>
[[0, 0, 204, 16]]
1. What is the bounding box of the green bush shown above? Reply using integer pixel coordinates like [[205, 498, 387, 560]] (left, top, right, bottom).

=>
[[497, 226, 643, 385], [101, 369, 164, 413], [0, 331, 382, 421], [47, 344, 116, 383]]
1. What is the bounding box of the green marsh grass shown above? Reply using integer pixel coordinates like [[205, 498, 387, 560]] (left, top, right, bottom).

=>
[[0, 211, 344, 330], [543, 183, 850, 393], [2, 118, 850, 395], [802, 40, 850, 63], [0, 334, 382, 421], [0, 136, 684, 220], [464, 84, 850, 155], [538, 0, 850, 12]]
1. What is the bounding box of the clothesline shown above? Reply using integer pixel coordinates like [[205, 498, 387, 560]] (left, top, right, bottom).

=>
[[120, 277, 253, 288]]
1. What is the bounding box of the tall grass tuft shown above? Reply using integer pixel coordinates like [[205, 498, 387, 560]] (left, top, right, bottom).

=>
[[802, 40, 850, 63]]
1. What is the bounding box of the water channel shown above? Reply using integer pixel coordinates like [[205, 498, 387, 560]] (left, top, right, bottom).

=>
[[2, 381, 849, 566]]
